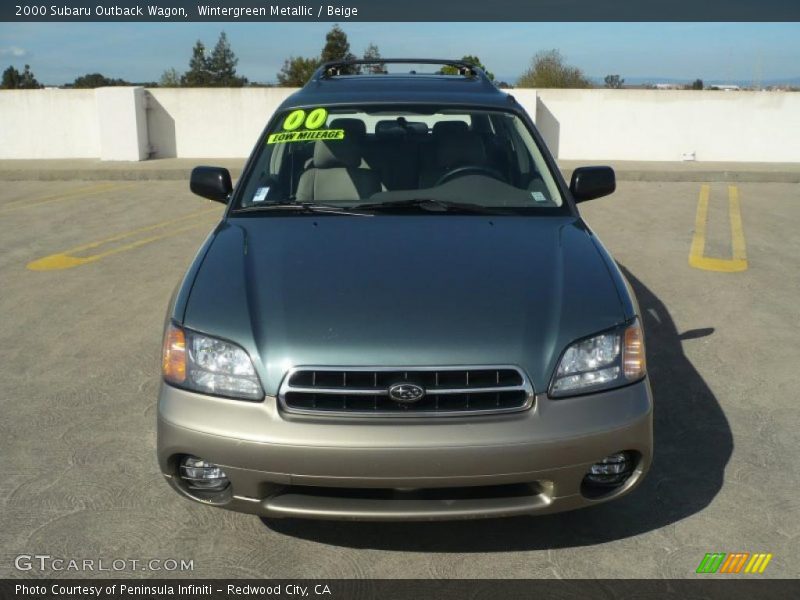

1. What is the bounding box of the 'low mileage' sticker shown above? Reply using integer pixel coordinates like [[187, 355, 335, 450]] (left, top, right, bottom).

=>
[[267, 129, 344, 144]]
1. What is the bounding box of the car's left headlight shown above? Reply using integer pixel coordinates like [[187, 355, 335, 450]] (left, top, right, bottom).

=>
[[162, 322, 264, 401], [550, 318, 646, 397]]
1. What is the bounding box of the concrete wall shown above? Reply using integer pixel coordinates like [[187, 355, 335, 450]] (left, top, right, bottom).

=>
[[1, 86, 798, 163], [0, 89, 100, 159], [529, 89, 800, 162], [96, 87, 149, 161], [146, 88, 291, 158]]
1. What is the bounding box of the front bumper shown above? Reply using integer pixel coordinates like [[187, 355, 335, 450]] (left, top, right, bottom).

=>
[[157, 379, 653, 520]]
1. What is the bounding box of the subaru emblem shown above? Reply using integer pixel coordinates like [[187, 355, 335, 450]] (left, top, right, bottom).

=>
[[388, 383, 425, 404]]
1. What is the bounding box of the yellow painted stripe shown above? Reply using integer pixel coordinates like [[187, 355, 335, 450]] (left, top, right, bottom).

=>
[[729, 185, 747, 262], [688, 184, 748, 272], [758, 554, 773, 573], [0, 183, 131, 213], [27, 208, 218, 271], [689, 183, 710, 262]]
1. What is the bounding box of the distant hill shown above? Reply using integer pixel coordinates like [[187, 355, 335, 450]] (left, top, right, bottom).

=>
[[590, 75, 800, 88], [498, 74, 800, 88], [761, 76, 800, 86]]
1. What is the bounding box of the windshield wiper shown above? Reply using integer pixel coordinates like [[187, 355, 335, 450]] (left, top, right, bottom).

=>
[[353, 198, 511, 215], [234, 201, 371, 216]]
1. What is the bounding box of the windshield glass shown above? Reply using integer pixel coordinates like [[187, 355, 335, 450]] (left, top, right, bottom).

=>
[[235, 105, 565, 213]]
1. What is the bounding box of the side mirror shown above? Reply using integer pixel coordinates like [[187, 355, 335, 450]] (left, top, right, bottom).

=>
[[190, 166, 232, 203], [569, 166, 616, 202]]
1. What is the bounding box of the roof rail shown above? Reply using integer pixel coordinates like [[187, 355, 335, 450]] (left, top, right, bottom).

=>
[[311, 58, 492, 84]]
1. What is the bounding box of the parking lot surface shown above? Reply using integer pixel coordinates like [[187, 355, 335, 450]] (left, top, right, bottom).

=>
[[1, 178, 798, 578]]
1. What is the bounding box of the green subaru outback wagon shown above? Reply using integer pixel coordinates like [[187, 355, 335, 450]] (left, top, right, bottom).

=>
[[158, 59, 653, 521]]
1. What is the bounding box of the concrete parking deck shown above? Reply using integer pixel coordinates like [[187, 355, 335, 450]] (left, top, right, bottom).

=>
[[1, 178, 798, 578], [1, 158, 800, 183]]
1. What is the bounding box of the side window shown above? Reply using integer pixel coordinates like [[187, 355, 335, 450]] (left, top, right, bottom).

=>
[[499, 117, 532, 180], [510, 117, 562, 204], [269, 141, 285, 178]]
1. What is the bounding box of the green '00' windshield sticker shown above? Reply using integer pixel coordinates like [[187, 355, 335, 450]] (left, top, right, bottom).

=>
[[267, 107, 343, 144]]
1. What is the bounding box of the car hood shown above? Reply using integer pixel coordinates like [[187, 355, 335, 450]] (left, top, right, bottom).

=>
[[183, 215, 625, 395]]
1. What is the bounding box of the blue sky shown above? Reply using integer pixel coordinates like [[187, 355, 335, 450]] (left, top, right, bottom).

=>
[[1, 22, 799, 85]]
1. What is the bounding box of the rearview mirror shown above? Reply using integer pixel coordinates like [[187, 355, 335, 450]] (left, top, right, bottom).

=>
[[569, 166, 616, 202], [190, 166, 232, 203]]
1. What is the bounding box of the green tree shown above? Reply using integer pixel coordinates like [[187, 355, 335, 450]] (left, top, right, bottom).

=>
[[181, 41, 213, 87], [2, 64, 41, 89], [321, 25, 358, 73], [440, 55, 495, 81], [20, 64, 41, 88], [2, 65, 21, 89], [517, 50, 591, 88], [208, 32, 247, 87], [276, 56, 320, 87], [362, 43, 385, 74], [690, 78, 704, 90], [72, 73, 129, 88], [604, 74, 624, 89], [276, 25, 362, 85], [159, 68, 181, 87]]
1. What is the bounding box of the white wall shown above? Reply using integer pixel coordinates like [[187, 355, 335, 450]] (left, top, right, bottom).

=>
[[1, 87, 799, 163], [96, 87, 149, 161], [0, 89, 100, 159], [146, 88, 293, 158], [529, 89, 800, 162]]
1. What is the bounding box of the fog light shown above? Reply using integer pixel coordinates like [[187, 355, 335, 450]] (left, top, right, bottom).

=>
[[179, 456, 229, 491], [585, 451, 634, 485]]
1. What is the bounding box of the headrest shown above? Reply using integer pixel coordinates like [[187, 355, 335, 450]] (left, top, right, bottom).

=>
[[432, 120, 469, 138], [312, 136, 361, 169], [375, 119, 405, 138], [329, 118, 366, 138], [436, 131, 486, 167], [405, 121, 429, 136]]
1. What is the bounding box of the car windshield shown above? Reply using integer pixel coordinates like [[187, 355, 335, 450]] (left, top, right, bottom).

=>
[[234, 105, 565, 214]]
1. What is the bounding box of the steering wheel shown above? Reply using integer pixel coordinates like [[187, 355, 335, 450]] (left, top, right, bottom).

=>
[[434, 165, 505, 186]]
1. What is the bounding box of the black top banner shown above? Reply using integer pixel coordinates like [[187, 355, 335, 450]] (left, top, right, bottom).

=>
[[3, 0, 800, 22]]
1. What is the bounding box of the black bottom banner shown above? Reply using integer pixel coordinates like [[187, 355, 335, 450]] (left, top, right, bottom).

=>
[[1, 579, 798, 600]]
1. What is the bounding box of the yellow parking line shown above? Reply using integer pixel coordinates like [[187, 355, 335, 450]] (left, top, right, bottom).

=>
[[688, 184, 748, 272], [688, 184, 710, 261], [0, 183, 132, 213], [728, 185, 747, 262], [26, 208, 219, 271]]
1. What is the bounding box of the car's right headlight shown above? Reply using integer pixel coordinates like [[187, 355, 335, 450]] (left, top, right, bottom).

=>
[[549, 318, 646, 397], [162, 322, 264, 401]]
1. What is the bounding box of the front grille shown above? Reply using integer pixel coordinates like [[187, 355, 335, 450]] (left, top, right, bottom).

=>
[[278, 366, 534, 417]]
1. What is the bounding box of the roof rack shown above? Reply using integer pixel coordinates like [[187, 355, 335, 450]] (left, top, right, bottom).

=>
[[311, 58, 492, 84]]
